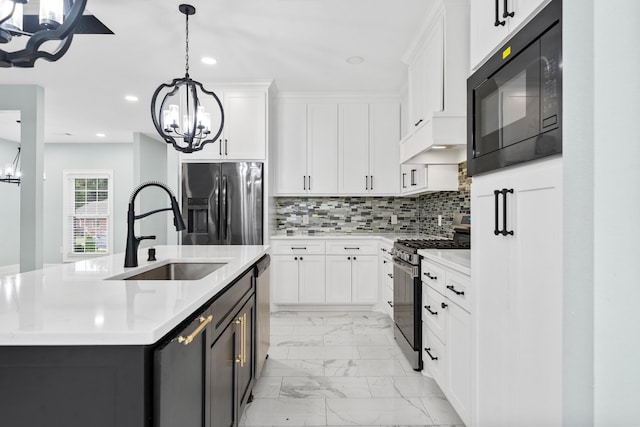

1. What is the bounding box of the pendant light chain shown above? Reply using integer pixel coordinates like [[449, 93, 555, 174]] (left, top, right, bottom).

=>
[[184, 12, 190, 77]]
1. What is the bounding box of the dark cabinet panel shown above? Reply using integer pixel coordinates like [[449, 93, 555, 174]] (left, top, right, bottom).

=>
[[154, 312, 211, 427], [236, 296, 255, 408], [210, 320, 238, 427]]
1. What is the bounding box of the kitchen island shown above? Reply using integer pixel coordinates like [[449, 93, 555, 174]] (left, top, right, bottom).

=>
[[0, 245, 270, 427]]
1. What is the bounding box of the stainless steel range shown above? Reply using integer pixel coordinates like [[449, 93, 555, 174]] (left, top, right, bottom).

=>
[[392, 214, 471, 371]]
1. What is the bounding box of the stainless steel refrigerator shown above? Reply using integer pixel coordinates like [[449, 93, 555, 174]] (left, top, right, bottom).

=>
[[181, 162, 263, 245]]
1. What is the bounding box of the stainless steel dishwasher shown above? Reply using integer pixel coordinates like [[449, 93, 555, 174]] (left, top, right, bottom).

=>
[[254, 255, 270, 378]]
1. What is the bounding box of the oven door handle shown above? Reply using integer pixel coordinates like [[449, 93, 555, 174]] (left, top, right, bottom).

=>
[[393, 257, 419, 278]]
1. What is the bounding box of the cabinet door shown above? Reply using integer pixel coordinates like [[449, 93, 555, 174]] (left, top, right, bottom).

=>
[[298, 255, 326, 303], [154, 313, 209, 427], [223, 92, 266, 159], [509, 159, 562, 425], [271, 256, 299, 304], [351, 255, 379, 304], [210, 320, 238, 427], [471, 173, 511, 426], [408, 48, 426, 130], [508, 0, 549, 31], [338, 104, 370, 194], [446, 302, 471, 426], [423, 16, 444, 117], [236, 296, 256, 411], [276, 103, 307, 194], [470, 0, 510, 70], [325, 255, 353, 303], [307, 104, 338, 194], [369, 103, 400, 194]]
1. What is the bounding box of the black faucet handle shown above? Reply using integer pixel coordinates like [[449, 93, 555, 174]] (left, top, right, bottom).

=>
[[137, 235, 157, 242]]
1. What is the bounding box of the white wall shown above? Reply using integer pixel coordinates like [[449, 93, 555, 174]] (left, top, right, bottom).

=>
[[134, 133, 169, 249], [0, 139, 21, 267], [43, 143, 134, 264], [564, 0, 640, 425]]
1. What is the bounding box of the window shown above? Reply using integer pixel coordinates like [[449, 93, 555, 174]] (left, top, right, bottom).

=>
[[63, 170, 114, 261]]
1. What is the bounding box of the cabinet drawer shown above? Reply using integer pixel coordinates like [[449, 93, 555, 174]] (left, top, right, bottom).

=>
[[421, 259, 446, 294], [325, 240, 378, 255], [210, 268, 254, 338], [270, 240, 325, 255], [423, 284, 446, 343], [445, 271, 471, 313], [424, 326, 447, 389]]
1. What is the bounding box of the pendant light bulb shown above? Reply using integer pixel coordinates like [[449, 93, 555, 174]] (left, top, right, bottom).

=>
[[39, 0, 65, 29], [0, 0, 23, 34]]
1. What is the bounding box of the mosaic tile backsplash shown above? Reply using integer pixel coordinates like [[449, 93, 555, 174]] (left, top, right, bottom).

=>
[[274, 163, 471, 237]]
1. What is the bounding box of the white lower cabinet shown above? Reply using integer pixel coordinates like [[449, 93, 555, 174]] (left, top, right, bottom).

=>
[[422, 257, 471, 426], [271, 255, 325, 304], [271, 238, 379, 306], [325, 255, 378, 304], [472, 157, 562, 427]]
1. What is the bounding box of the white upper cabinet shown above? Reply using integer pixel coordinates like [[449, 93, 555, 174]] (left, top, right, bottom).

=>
[[400, 0, 469, 164], [338, 103, 400, 195], [184, 89, 266, 161], [470, 0, 550, 71], [276, 97, 399, 196], [276, 102, 308, 194], [275, 102, 338, 195], [369, 104, 401, 194], [222, 91, 266, 159], [338, 104, 370, 194], [307, 103, 339, 194]]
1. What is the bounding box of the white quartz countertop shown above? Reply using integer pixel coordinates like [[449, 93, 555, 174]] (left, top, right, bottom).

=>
[[0, 245, 269, 346], [418, 249, 471, 276]]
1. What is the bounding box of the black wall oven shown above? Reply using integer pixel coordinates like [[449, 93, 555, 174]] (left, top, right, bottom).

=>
[[467, 0, 562, 176]]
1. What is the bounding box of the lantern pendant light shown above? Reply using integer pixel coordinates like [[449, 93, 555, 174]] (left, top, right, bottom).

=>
[[150, 4, 224, 154], [0, 0, 87, 68]]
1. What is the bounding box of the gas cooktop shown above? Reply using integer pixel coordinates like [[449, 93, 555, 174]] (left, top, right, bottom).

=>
[[395, 238, 471, 251]]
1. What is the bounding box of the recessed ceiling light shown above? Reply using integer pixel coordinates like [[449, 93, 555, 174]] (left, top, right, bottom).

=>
[[346, 56, 364, 65], [201, 57, 217, 65], [125, 95, 139, 102], [96, 133, 106, 138]]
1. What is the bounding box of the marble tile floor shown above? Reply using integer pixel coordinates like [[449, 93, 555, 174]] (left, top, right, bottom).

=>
[[239, 310, 465, 427]]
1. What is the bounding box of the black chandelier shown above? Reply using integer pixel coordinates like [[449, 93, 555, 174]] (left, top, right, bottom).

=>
[[0, 0, 87, 68], [1, 146, 21, 185], [151, 4, 224, 154]]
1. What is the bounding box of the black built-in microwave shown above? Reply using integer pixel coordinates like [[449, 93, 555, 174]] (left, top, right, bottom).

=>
[[467, 0, 562, 176]]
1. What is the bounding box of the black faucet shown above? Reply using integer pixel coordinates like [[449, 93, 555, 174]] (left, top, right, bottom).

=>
[[124, 181, 186, 268]]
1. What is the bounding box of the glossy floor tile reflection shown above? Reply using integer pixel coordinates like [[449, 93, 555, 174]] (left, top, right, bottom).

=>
[[239, 311, 465, 427]]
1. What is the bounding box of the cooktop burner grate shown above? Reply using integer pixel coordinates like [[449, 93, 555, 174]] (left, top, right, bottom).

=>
[[395, 239, 470, 251]]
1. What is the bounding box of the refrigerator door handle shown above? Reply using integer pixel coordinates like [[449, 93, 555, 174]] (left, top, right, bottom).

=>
[[214, 175, 220, 241], [222, 176, 228, 241]]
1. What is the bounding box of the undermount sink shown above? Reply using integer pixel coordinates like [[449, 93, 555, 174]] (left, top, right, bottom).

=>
[[110, 262, 227, 281]]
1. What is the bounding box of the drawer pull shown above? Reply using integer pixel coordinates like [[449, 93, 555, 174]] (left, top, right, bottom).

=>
[[291, 247, 307, 250], [425, 305, 438, 316], [447, 285, 465, 296], [178, 315, 213, 346], [424, 272, 438, 281], [387, 273, 393, 279], [387, 300, 394, 307], [441, 302, 448, 309], [344, 247, 360, 250], [425, 347, 438, 361]]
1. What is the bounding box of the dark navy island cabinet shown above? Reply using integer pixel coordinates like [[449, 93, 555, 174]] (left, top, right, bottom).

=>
[[0, 257, 266, 427]]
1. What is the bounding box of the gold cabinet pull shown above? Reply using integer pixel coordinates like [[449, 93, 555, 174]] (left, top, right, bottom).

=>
[[178, 315, 213, 346], [235, 313, 247, 367]]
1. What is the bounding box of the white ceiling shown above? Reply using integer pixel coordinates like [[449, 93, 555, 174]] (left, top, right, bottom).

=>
[[0, 0, 436, 144]]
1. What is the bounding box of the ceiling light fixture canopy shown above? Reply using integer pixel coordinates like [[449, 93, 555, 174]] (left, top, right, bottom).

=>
[[150, 4, 224, 154], [1, 146, 21, 185], [0, 0, 87, 68]]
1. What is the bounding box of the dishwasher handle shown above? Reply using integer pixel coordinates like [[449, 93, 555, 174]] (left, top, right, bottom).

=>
[[254, 254, 271, 276]]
